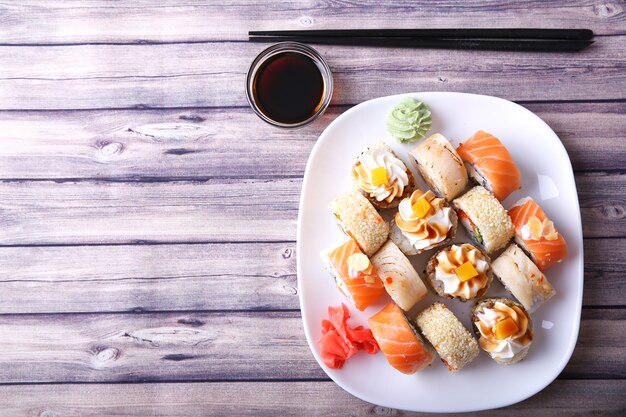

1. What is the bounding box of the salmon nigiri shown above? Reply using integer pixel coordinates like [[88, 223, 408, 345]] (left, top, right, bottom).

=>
[[324, 239, 386, 311], [508, 197, 567, 271], [368, 302, 434, 374], [457, 130, 522, 202]]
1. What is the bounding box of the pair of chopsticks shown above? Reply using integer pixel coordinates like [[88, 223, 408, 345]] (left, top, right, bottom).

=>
[[249, 29, 594, 52]]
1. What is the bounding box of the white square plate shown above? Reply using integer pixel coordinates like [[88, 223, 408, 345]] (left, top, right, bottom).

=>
[[297, 92, 583, 412]]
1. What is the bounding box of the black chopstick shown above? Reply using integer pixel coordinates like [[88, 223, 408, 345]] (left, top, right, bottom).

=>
[[249, 36, 593, 52], [250, 28, 594, 41]]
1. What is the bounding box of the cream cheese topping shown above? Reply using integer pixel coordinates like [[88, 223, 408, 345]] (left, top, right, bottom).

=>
[[395, 190, 454, 250], [434, 244, 489, 299], [475, 301, 532, 361], [353, 143, 409, 203]]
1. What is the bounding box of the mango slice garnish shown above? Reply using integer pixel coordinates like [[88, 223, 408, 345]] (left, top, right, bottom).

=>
[[411, 196, 432, 219], [455, 261, 479, 282], [495, 317, 519, 340], [370, 167, 389, 186], [542, 218, 559, 240], [347, 253, 372, 274], [525, 216, 543, 240], [525, 215, 559, 240]]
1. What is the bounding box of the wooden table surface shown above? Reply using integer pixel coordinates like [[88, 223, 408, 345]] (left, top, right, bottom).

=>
[[0, 1, 624, 416]]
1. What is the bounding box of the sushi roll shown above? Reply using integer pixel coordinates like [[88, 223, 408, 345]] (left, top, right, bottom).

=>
[[472, 297, 534, 365], [415, 302, 479, 371], [328, 190, 389, 256], [390, 189, 458, 255], [453, 186, 514, 254], [491, 244, 556, 313], [409, 133, 468, 201], [323, 238, 386, 311], [508, 197, 567, 271], [457, 131, 522, 202], [370, 240, 428, 311], [426, 243, 492, 302], [368, 302, 435, 374], [352, 141, 415, 209]]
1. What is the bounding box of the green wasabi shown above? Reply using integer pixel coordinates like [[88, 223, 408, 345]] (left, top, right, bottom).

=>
[[386, 97, 432, 143]]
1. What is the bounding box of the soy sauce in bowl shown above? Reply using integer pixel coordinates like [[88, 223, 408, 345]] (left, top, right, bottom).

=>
[[246, 43, 333, 128]]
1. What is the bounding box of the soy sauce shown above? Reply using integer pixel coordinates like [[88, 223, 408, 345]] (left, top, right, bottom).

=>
[[252, 52, 325, 124]]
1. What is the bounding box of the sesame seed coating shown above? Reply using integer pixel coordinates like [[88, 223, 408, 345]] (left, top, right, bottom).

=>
[[453, 186, 514, 253], [415, 302, 479, 371], [328, 189, 389, 256]]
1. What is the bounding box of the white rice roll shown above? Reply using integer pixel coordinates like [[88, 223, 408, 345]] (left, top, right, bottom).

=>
[[491, 244, 556, 313], [409, 133, 468, 201], [370, 240, 427, 311]]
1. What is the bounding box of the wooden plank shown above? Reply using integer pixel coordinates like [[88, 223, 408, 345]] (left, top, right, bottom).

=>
[[0, 380, 624, 417], [0, 103, 623, 180], [0, 238, 620, 314], [1, 1, 624, 45], [0, 38, 624, 110], [577, 172, 626, 238], [0, 243, 296, 314], [0, 179, 300, 245], [0, 309, 622, 383], [583, 238, 626, 306], [0, 172, 623, 246]]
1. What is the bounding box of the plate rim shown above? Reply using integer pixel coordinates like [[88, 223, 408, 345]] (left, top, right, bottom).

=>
[[296, 91, 584, 412]]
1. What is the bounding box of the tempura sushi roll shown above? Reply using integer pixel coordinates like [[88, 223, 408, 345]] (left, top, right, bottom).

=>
[[426, 243, 492, 302], [352, 141, 415, 209], [323, 238, 386, 311], [457, 131, 522, 202], [369, 302, 435, 374], [453, 186, 514, 253], [390, 189, 458, 255], [328, 190, 389, 256], [491, 244, 556, 313], [416, 302, 479, 371], [472, 297, 533, 365], [409, 133, 468, 201], [508, 197, 567, 271], [370, 240, 428, 311]]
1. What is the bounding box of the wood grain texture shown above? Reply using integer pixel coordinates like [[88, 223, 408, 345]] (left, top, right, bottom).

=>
[[0, 309, 622, 383], [0, 179, 300, 245], [0, 238, 620, 314], [0, 243, 296, 314], [0, 103, 623, 180], [0, 0, 624, 45], [576, 172, 626, 238], [0, 37, 624, 110], [0, 172, 623, 246], [0, 380, 624, 417]]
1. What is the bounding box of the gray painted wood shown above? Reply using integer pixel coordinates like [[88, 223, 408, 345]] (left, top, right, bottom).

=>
[[0, 243, 296, 313], [0, 173, 623, 246], [1, 1, 624, 45], [0, 103, 623, 180], [0, 178, 300, 245], [0, 380, 624, 417], [0, 309, 622, 383], [0, 37, 624, 110], [0, 238, 620, 314]]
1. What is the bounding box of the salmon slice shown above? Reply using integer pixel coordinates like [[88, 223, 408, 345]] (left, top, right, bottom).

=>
[[457, 130, 522, 202], [368, 303, 434, 374], [327, 239, 386, 311], [508, 197, 567, 271]]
